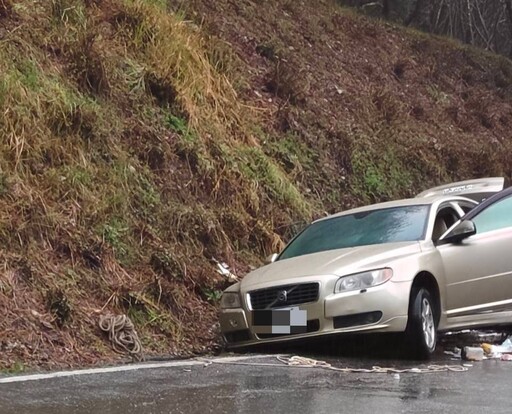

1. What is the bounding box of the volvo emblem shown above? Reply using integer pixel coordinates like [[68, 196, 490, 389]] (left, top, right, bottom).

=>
[[277, 290, 288, 302]]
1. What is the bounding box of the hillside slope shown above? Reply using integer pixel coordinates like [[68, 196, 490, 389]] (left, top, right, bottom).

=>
[[0, 0, 511, 370], [180, 0, 512, 203]]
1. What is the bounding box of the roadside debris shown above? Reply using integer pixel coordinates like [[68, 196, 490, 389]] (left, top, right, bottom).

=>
[[275, 356, 468, 374], [444, 347, 461, 359], [442, 330, 508, 344], [211, 257, 239, 282], [99, 314, 144, 362], [442, 331, 512, 362], [203, 355, 469, 374], [462, 347, 484, 361], [481, 337, 512, 360]]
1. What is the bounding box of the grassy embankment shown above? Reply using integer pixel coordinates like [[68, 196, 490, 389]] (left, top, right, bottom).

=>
[[0, 0, 511, 370]]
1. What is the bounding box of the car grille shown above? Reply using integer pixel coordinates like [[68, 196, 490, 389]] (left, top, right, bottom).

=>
[[249, 283, 319, 310]]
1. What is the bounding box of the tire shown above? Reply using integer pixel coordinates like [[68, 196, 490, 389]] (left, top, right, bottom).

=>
[[405, 287, 437, 359]]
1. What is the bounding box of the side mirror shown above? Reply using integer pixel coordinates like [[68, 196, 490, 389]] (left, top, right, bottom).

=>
[[440, 220, 476, 244], [265, 253, 278, 264]]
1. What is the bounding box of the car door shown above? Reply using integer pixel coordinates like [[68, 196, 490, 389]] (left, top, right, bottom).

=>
[[437, 193, 512, 316]]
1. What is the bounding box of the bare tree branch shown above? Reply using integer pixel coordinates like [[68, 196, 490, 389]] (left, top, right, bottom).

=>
[[404, 0, 423, 26], [467, 0, 475, 44], [503, 0, 512, 39]]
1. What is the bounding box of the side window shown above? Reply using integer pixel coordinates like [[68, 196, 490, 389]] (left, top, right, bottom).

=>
[[473, 196, 512, 234]]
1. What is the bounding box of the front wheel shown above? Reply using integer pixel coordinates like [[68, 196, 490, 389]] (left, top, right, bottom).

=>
[[405, 287, 437, 359]]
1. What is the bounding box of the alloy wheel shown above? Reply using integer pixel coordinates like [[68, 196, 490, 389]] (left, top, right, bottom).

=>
[[421, 297, 435, 349]]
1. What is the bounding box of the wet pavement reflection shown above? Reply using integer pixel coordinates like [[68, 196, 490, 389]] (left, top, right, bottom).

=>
[[1, 334, 512, 414]]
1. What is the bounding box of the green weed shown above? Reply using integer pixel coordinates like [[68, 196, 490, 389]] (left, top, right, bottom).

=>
[[101, 218, 132, 263], [238, 145, 311, 217], [203, 288, 222, 303], [350, 131, 414, 202], [51, 0, 86, 28], [3, 361, 25, 374], [426, 85, 450, 105]]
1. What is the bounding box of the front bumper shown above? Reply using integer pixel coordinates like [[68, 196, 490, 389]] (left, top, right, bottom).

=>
[[219, 278, 412, 347]]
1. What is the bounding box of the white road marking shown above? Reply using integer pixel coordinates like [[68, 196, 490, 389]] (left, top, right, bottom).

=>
[[0, 355, 275, 384]]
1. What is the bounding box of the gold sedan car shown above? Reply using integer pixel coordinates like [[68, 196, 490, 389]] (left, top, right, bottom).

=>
[[219, 178, 511, 358]]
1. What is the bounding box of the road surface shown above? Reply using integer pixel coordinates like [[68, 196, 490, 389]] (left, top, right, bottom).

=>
[[1, 350, 511, 414]]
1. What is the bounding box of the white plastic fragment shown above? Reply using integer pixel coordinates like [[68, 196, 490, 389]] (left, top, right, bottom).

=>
[[211, 257, 239, 282], [463, 347, 484, 361], [444, 347, 461, 359], [492, 337, 512, 354]]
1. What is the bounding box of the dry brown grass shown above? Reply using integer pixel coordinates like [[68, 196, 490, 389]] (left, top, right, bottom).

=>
[[1, 0, 512, 370], [0, 0, 314, 370]]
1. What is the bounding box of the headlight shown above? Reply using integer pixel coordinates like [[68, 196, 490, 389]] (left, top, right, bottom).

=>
[[220, 292, 241, 309], [334, 268, 393, 293]]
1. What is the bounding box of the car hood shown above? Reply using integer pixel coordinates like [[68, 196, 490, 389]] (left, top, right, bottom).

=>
[[241, 241, 422, 291]]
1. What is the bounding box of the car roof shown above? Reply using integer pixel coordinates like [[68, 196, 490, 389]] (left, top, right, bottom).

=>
[[415, 177, 505, 202], [314, 195, 475, 223]]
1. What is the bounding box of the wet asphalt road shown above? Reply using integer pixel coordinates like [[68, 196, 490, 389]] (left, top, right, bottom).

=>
[[1, 348, 512, 414]]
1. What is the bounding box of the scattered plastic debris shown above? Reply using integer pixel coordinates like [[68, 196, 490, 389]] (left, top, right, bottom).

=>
[[211, 257, 239, 282], [444, 347, 462, 359], [481, 343, 493, 355], [443, 330, 508, 344], [462, 347, 484, 361], [492, 337, 512, 354], [442, 331, 512, 363], [481, 336, 512, 359]]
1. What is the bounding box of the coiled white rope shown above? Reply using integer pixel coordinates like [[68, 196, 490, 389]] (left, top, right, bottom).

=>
[[98, 314, 144, 361]]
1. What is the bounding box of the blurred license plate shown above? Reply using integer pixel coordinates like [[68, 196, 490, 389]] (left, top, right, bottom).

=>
[[252, 307, 307, 334]]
